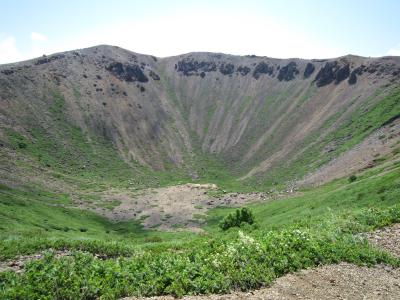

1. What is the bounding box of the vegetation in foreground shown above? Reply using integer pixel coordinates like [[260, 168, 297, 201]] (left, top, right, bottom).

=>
[[0, 161, 399, 299], [1, 205, 399, 299]]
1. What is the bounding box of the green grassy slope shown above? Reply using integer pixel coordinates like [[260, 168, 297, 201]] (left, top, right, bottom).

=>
[[1, 158, 400, 298], [0, 182, 196, 260], [206, 159, 400, 231]]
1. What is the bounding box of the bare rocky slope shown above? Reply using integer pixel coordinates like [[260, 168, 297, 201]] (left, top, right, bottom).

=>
[[0, 45, 399, 189]]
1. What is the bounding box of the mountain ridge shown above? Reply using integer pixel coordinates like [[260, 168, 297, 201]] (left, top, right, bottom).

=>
[[1, 44, 399, 189], [1, 44, 395, 67]]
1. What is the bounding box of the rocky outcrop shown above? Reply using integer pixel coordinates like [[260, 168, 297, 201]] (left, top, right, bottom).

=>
[[253, 62, 273, 79], [314, 62, 336, 87], [348, 65, 366, 85], [1, 69, 14, 75], [176, 59, 217, 76], [237, 66, 251, 76], [334, 64, 350, 84], [304, 63, 315, 78], [149, 70, 160, 81], [106, 62, 148, 83], [314, 62, 350, 87], [277, 62, 299, 81], [35, 54, 66, 65], [219, 63, 235, 75]]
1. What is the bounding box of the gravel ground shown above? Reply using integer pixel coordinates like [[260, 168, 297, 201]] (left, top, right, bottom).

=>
[[363, 223, 400, 258]]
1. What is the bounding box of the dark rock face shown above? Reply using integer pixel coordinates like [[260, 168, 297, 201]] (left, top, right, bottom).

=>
[[253, 62, 273, 79], [371, 62, 400, 77], [237, 66, 251, 76], [304, 63, 315, 78], [1, 69, 14, 75], [348, 72, 357, 85], [335, 64, 350, 84], [177, 59, 217, 76], [149, 70, 160, 81], [277, 62, 299, 81], [367, 65, 377, 73], [219, 63, 235, 75], [314, 61, 350, 87], [315, 62, 336, 87], [35, 54, 65, 65], [348, 65, 366, 85], [106, 62, 148, 83]]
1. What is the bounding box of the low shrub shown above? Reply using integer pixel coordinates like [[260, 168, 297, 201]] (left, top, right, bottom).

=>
[[219, 207, 255, 230], [348, 175, 357, 183]]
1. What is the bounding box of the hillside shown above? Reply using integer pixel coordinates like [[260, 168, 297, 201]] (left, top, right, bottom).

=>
[[1, 45, 399, 191], [1, 45, 400, 299]]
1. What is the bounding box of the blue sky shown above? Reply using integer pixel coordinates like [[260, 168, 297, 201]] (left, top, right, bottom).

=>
[[0, 0, 399, 63]]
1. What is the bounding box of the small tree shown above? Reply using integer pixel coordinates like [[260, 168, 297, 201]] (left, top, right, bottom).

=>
[[219, 207, 255, 230]]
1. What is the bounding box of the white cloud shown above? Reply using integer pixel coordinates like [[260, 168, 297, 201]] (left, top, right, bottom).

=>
[[0, 36, 22, 64], [30, 32, 48, 42], [387, 44, 400, 56]]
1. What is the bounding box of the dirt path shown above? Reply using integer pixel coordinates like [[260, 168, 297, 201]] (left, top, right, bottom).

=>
[[128, 223, 400, 300]]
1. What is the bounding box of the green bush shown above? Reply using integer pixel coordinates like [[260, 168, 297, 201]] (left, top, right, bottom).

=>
[[219, 207, 255, 230], [348, 175, 357, 183], [17, 141, 27, 149]]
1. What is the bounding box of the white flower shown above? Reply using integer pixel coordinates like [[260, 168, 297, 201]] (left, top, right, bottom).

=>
[[238, 230, 255, 244]]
